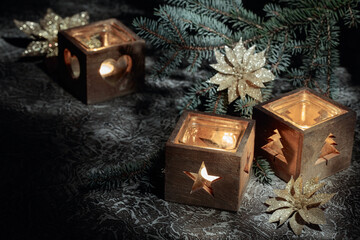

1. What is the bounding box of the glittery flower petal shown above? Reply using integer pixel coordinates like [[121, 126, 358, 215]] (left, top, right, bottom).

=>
[[307, 193, 336, 206], [210, 63, 234, 75], [23, 41, 49, 56], [244, 73, 265, 88], [15, 8, 89, 57], [245, 87, 263, 102], [227, 81, 238, 103], [233, 39, 246, 64], [213, 50, 230, 70], [248, 50, 266, 71], [40, 9, 63, 37], [269, 208, 294, 225], [225, 46, 238, 67], [294, 176, 303, 197], [274, 189, 293, 202], [254, 68, 275, 83], [266, 199, 293, 212], [63, 11, 90, 29], [286, 176, 294, 194], [265, 197, 278, 207], [237, 81, 247, 99], [289, 213, 304, 235], [14, 20, 48, 39], [303, 177, 324, 198], [243, 45, 256, 67], [306, 208, 326, 225], [210, 74, 236, 91]]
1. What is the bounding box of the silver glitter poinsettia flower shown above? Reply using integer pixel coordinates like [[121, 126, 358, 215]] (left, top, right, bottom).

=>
[[209, 39, 275, 103], [14, 9, 89, 57], [265, 176, 335, 235]]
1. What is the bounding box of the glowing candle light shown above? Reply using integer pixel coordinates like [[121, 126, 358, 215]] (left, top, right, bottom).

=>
[[99, 62, 114, 76], [301, 102, 306, 123], [221, 132, 235, 149], [200, 166, 220, 182]]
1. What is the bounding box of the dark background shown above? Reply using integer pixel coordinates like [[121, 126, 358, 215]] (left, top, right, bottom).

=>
[[1, 0, 359, 82], [0, 1, 359, 240]]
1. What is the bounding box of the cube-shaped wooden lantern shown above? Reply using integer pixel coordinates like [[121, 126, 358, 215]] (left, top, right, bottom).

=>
[[58, 19, 145, 104], [253, 87, 356, 182], [165, 111, 255, 211]]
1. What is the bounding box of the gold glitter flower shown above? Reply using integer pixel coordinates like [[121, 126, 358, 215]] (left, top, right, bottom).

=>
[[209, 39, 275, 103], [14, 9, 89, 57], [265, 176, 335, 235]]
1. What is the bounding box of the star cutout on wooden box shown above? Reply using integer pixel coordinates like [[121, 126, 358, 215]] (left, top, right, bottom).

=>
[[183, 161, 222, 197]]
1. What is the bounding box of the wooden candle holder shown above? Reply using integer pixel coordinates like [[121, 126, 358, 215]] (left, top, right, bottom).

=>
[[165, 111, 255, 211], [253, 87, 356, 182], [58, 19, 145, 104]]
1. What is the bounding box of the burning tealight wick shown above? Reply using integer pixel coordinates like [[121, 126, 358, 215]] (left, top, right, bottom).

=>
[[221, 132, 235, 149], [99, 62, 114, 76]]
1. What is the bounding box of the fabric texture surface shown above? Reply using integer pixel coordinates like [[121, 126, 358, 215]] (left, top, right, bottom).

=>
[[0, 1, 360, 239]]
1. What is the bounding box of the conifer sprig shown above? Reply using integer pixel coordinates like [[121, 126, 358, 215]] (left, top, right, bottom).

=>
[[134, 0, 359, 115]]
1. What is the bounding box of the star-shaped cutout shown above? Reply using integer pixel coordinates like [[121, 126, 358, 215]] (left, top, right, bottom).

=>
[[183, 161, 222, 197]]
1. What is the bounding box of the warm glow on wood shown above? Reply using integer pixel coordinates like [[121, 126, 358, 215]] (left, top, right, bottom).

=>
[[183, 161, 222, 197]]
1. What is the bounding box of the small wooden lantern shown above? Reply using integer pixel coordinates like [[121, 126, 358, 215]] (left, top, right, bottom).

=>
[[165, 111, 255, 211], [253, 87, 356, 182], [58, 19, 145, 104]]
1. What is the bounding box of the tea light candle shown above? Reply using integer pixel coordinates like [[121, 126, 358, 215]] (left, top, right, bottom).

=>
[[99, 61, 115, 77], [253, 87, 356, 182], [165, 110, 255, 211]]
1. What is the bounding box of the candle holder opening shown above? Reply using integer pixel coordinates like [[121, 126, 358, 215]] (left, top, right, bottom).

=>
[[174, 113, 247, 152], [99, 55, 132, 87], [263, 90, 347, 130], [68, 21, 135, 50], [63, 48, 80, 79]]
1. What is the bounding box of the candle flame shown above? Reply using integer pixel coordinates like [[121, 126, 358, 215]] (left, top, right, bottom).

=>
[[222, 133, 235, 146], [200, 167, 220, 182], [99, 62, 114, 76], [301, 103, 306, 123]]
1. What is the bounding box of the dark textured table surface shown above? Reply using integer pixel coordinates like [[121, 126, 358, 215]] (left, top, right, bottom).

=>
[[1, 1, 360, 239]]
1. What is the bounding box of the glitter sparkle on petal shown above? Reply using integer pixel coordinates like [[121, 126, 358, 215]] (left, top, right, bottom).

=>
[[209, 39, 275, 103], [14, 8, 89, 57]]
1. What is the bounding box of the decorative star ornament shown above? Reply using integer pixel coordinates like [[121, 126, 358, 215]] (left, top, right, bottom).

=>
[[183, 161, 222, 197], [265, 176, 336, 235], [14, 8, 89, 57], [209, 39, 275, 103]]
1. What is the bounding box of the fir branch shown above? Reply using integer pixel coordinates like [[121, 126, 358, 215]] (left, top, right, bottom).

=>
[[158, 50, 179, 75], [252, 156, 274, 185], [135, 0, 359, 116], [87, 150, 163, 191], [162, 9, 186, 44], [326, 17, 332, 96]]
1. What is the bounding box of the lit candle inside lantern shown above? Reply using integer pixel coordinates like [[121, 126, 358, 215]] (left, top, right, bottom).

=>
[[221, 132, 236, 149], [176, 115, 246, 152], [200, 167, 220, 182], [99, 62, 115, 77], [167, 111, 255, 211], [263, 90, 346, 130]]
